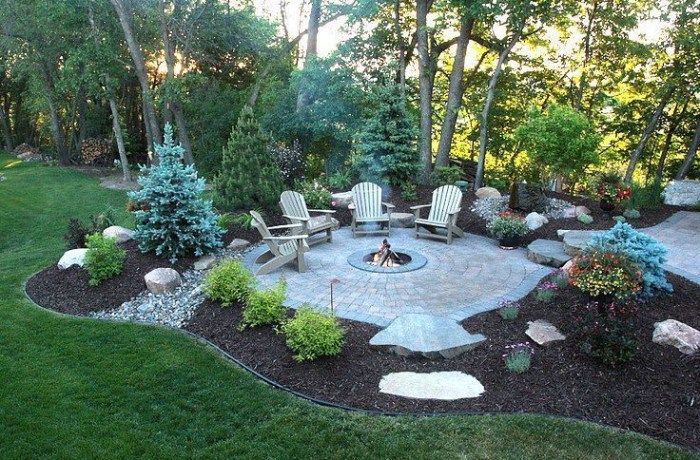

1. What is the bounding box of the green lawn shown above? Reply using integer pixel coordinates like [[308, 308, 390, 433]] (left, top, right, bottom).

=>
[[0, 153, 695, 459]]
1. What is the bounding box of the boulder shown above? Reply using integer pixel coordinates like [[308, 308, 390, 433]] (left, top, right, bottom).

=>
[[144, 268, 182, 294], [331, 191, 353, 209], [57, 248, 88, 269], [652, 319, 700, 355], [561, 259, 575, 274], [227, 238, 250, 250], [525, 212, 549, 230], [390, 212, 415, 228], [475, 187, 501, 199], [379, 371, 485, 400], [556, 229, 571, 238], [194, 255, 217, 271], [102, 225, 134, 243], [561, 207, 578, 218], [526, 319, 566, 346], [575, 205, 591, 216], [527, 239, 571, 268], [663, 180, 700, 206], [513, 182, 547, 213]]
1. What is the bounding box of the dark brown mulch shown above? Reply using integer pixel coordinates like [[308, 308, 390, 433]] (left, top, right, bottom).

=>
[[185, 273, 700, 449], [25, 241, 196, 315]]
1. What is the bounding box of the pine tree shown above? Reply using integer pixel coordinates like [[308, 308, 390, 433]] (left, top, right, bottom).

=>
[[354, 84, 420, 186], [128, 124, 223, 262], [214, 106, 284, 211]]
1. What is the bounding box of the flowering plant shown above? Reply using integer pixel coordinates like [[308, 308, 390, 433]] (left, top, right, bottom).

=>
[[498, 301, 520, 320], [568, 249, 642, 299], [596, 173, 631, 204], [535, 280, 559, 302], [487, 211, 530, 239], [503, 342, 534, 373], [578, 300, 639, 365]]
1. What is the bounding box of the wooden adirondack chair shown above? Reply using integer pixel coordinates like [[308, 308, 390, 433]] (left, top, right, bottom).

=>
[[411, 184, 464, 244], [349, 182, 394, 237], [250, 211, 309, 275], [280, 190, 336, 246]]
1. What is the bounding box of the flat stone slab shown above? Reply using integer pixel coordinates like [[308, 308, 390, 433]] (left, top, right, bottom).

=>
[[526, 319, 566, 345], [390, 212, 415, 228], [379, 371, 485, 400], [653, 319, 700, 355], [370, 313, 486, 358], [563, 230, 600, 256], [527, 239, 571, 268], [57, 248, 88, 269]]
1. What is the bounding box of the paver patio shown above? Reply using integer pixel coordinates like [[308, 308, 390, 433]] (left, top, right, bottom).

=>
[[243, 228, 552, 326]]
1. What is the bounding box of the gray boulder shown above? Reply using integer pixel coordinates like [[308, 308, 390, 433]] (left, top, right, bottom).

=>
[[663, 180, 700, 206], [527, 239, 571, 268], [513, 183, 547, 213], [102, 225, 134, 243], [144, 268, 182, 294], [390, 212, 415, 228], [331, 191, 353, 209], [475, 187, 501, 199], [57, 248, 88, 269], [525, 212, 548, 230], [652, 319, 700, 355]]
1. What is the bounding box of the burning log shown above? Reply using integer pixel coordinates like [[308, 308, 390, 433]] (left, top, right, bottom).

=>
[[372, 239, 404, 267]]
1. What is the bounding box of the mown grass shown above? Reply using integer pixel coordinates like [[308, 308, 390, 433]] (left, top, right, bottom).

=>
[[0, 153, 696, 459]]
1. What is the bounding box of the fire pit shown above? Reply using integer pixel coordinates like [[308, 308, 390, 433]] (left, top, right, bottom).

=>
[[347, 239, 427, 274]]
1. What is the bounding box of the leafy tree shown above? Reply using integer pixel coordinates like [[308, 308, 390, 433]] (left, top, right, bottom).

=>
[[354, 83, 419, 186], [214, 106, 283, 211]]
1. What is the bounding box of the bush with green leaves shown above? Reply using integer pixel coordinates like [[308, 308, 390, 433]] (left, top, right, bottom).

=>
[[580, 301, 639, 365], [84, 233, 126, 287], [430, 166, 462, 186], [240, 280, 287, 329], [63, 208, 117, 249], [627, 179, 663, 211], [129, 124, 223, 263], [503, 343, 534, 374], [498, 301, 520, 320], [203, 259, 255, 307], [327, 168, 352, 190], [214, 106, 284, 211], [354, 83, 419, 186], [400, 181, 418, 201], [296, 179, 332, 209], [279, 306, 345, 362]]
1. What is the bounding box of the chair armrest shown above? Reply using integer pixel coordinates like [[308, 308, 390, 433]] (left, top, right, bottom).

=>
[[308, 209, 336, 214], [382, 202, 395, 209], [447, 207, 462, 215], [267, 223, 303, 231], [409, 204, 432, 210], [263, 235, 309, 241], [348, 203, 356, 210], [282, 214, 310, 222]]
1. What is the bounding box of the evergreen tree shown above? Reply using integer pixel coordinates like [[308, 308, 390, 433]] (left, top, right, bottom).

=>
[[129, 124, 223, 263], [214, 106, 284, 211], [354, 84, 420, 186]]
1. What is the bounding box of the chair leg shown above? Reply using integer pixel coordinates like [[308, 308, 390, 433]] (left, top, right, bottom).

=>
[[256, 255, 294, 275], [447, 229, 453, 245], [297, 249, 307, 273], [326, 227, 332, 243]]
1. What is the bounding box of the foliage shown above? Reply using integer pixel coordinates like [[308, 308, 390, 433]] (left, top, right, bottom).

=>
[[327, 168, 352, 190], [595, 173, 631, 205], [279, 306, 345, 362], [214, 106, 284, 212], [63, 208, 117, 249], [627, 180, 663, 211], [270, 140, 304, 186], [498, 301, 520, 320], [588, 222, 672, 296], [203, 259, 255, 307], [487, 211, 530, 239], [400, 181, 418, 201], [231, 212, 255, 230], [579, 301, 639, 365], [568, 249, 643, 299], [535, 281, 558, 302], [552, 271, 569, 289], [83, 233, 126, 287], [296, 179, 332, 209], [430, 166, 463, 186], [240, 280, 287, 329], [354, 83, 420, 186], [128, 124, 223, 263], [217, 213, 235, 230], [503, 343, 534, 374], [623, 209, 641, 220]]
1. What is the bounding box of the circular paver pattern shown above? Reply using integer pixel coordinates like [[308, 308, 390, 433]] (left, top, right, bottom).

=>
[[243, 228, 551, 326]]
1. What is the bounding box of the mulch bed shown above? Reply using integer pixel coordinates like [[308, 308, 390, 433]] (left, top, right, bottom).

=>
[[185, 273, 700, 449], [25, 241, 195, 315]]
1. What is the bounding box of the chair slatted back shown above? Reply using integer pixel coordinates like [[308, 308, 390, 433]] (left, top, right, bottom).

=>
[[427, 185, 463, 223], [280, 191, 311, 220], [250, 210, 283, 257], [351, 182, 383, 218]]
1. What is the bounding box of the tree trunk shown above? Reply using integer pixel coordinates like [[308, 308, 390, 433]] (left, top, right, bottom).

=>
[[655, 100, 687, 180], [416, 0, 432, 182], [624, 85, 674, 182], [110, 0, 161, 159], [0, 104, 12, 151], [296, 0, 322, 111], [38, 62, 69, 165], [434, 15, 474, 167], [394, 0, 406, 91], [676, 117, 700, 180], [109, 98, 131, 182], [575, 0, 598, 111], [474, 29, 522, 189]]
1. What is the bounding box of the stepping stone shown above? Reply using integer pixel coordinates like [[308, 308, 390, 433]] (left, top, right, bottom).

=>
[[563, 230, 600, 256], [227, 238, 250, 250], [379, 371, 484, 400], [526, 319, 566, 346], [57, 248, 88, 269], [527, 239, 571, 268], [390, 212, 415, 228], [102, 225, 134, 243], [144, 268, 181, 294], [653, 319, 700, 355], [369, 313, 486, 359], [194, 255, 216, 270]]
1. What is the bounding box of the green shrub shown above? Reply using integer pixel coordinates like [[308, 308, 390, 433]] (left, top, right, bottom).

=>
[[400, 181, 418, 201], [240, 280, 287, 329], [498, 302, 520, 320], [231, 212, 255, 230], [84, 233, 126, 287], [296, 179, 332, 209], [217, 213, 235, 230], [535, 288, 556, 302], [279, 307, 345, 362], [430, 166, 462, 186], [580, 301, 638, 365], [627, 180, 663, 210], [569, 249, 643, 299], [203, 259, 255, 307], [327, 169, 352, 190], [504, 343, 534, 374]]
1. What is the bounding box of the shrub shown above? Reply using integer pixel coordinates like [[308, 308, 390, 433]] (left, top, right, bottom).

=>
[[588, 222, 671, 296], [240, 280, 287, 329], [270, 140, 304, 186], [129, 124, 223, 263], [400, 181, 418, 201], [203, 259, 255, 307], [623, 208, 641, 220], [595, 173, 631, 206], [296, 179, 332, 209], [535, 281, 558, 302], [217, 213, 235, 230], [503, 343, 534, 374], [568, 249, 643, 299], [487, 211, 530, 239], [63, 208, 117, 249], [579, 301, 639, 365], [84, 233, 126, 287], [577, 213, 593, 224], [552, 271, 569, 288], [279, 307, 345, 362], [498, 301, 520, 320], [230, 212, 255, 230], [214, 106, 284, 211], [430, 166, 462, 186], [327, 169, 352, 190], [627, 180, 663, 210]]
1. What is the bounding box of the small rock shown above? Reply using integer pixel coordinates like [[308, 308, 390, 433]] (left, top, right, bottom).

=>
[[475, 187, 501, 199], [561, 207, 578, 218], [557, 229, 571, 238], [102, 225, 134, 243], [331, 191, 354, 209], [144, 268, 182, 294], [623, 208, 641, 220], [561, 259, 575, 274], [137, 303, 154, 314], [525, 212, 549, 230], [194, 255, 216, 271], [575, 205, 591, 216], [379, 371, 485, 400], [57, 248, 88, 269], [577, 213, 593, 224], [613, 215, 626, 223], [652, 319, 700, 355], [390, 212, 415, 228], [526, 319, 566, 345], [227, 238, 250, 250]]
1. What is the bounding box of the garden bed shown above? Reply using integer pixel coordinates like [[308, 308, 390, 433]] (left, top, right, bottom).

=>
[[184, 273, 699, 449]]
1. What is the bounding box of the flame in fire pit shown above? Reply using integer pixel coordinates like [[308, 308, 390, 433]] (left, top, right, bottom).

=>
[[368, 239, 407, 267]]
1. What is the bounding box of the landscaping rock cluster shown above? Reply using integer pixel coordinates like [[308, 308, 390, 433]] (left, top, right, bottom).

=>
[[663, 180, 700, 206], [471, 195, 572, 221]]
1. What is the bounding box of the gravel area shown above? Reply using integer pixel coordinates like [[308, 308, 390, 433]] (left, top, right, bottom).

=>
[[470, 195, 573, 221]]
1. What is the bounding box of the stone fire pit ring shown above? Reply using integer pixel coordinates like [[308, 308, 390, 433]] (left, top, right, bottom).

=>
[[347, 249, 427, 274]]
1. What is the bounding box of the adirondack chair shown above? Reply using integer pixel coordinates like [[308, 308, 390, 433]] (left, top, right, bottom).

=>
[[411, 184, 464, 244], [349, 182, 394, 237], [250, 210, 309, 275], [280, 190, 336, 246]]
